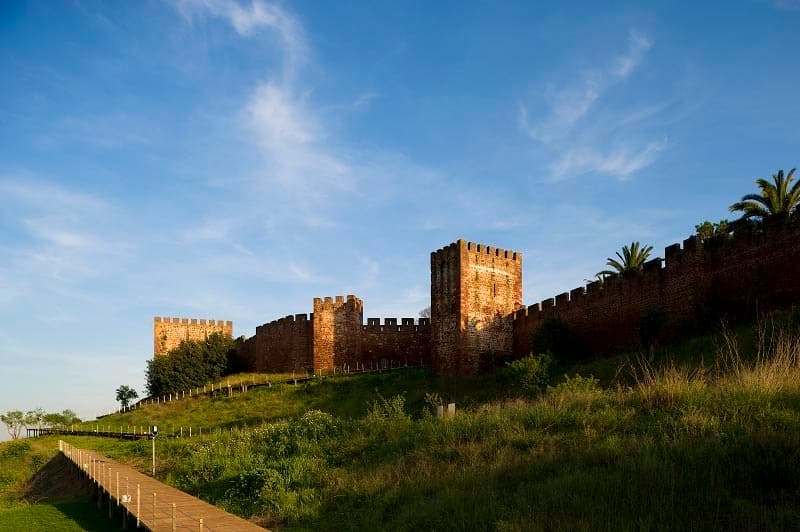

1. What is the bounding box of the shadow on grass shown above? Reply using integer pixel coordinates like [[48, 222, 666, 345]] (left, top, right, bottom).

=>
[[23, 453, 123, 531]]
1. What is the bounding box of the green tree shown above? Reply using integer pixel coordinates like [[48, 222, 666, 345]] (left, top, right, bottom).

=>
[[40, 410, 81, 429], [24, 408, 46, 430], [695, 219, 731, 242], [596, 241, 654, 278], [1, 410, 25, 440], [60, 409, 81, 426], [729, 168, 800, 221], [146, 332, 237, 396], [115, 385, 139, 408]]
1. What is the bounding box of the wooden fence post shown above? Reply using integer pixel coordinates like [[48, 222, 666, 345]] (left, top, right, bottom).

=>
[[136, 484, 140, 528]]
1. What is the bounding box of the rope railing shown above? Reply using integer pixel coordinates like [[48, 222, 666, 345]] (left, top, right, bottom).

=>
[[59, 440, 217, 531]]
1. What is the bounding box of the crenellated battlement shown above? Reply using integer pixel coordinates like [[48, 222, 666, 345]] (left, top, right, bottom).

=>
[[153, 316, 233, 356], [313, 294, 363, 312], [512, 221, 800, 358], [514, 223, 800, 323], [154, 317, 232, 327], [179, 227, 799, 377]]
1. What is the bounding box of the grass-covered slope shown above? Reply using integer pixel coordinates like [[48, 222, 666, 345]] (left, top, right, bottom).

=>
[[0, 437, 120, 531], [57, 314, 800, 530], [81, 368, 513, 434]]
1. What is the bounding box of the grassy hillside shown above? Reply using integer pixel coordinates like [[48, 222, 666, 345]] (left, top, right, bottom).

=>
[[79, 367, 515, 435], [45, 316, 800, 530], [7, 311, 793, 530], [0, 437, 120, 531]]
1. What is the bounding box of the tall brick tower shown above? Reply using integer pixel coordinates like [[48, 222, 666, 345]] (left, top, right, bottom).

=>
[[312, 295, 364, 372], [431, 240, 522, 376]]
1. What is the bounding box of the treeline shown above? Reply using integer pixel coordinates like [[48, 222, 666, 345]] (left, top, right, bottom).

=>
[[1, 408, 81, 440], [145, 332, 243, 397]]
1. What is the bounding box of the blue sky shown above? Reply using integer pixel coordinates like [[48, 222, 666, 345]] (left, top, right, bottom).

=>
[[1, 0, 799, 427]]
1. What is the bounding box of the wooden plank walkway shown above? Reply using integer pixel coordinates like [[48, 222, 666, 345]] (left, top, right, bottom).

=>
[[59, 440, 265, 531]]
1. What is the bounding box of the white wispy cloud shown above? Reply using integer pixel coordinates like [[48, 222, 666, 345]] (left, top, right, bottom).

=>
[[548, 138, 668, 181], [0, 177, 132, 285], [521, 30, 652, 143], [172, 0, 307, 79], [245, 81, 353, 201], [519, 30, 669, 181], [170, 0, 362, 222]]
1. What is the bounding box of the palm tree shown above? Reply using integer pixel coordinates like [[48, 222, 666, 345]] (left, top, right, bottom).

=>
[[596, 241, 653, 278], [729, 168, 799, 221]]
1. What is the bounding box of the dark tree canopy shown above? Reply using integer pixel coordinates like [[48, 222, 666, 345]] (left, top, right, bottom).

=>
[[115, 385, 139, 408], [146, 332, 238, 396]]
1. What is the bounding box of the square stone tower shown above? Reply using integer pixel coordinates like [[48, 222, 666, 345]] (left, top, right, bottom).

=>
[[312, 295, 364, 372], [153, 317, 233, 356], [431, 240, 522, 375]]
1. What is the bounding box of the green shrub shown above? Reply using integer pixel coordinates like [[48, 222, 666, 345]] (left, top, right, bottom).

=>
[[548, 374, 600, 394], [506, 353, 554, 394], [146, 332, 238, 396], [0, 441, 30, 459]]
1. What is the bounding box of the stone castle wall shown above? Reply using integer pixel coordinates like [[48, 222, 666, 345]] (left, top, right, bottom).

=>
[[159, 223, 800, 376], [361, 317, 432, 369], [512, 221, 800, 358], [236, 296, 431, 374], [153, 317, 233, 356], [238, 314, 313, 373]]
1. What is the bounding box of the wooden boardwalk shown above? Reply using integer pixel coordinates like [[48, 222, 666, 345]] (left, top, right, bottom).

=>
[[59, 440, 265, 531]]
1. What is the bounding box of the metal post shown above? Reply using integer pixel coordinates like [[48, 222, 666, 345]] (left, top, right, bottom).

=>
[[172, 503, 176, 531], [153, 492, 157, 526], [152, 435, 156, 476], [136, 484, 140, 528], [199, 518, 204, 531], [116, 471, 120, 505]]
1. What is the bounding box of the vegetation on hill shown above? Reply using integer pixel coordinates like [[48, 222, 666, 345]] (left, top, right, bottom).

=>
[[0, 437, 120, 531], [1, 409, 81, 440], [146, 332, 240, 397], [48, 310, 800, 530]]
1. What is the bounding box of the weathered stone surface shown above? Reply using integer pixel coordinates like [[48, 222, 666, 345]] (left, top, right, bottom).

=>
[[175, 223, 800, 377], [431, 240, 523, 376], [512, 222, 800, 359], [153, 317, 233, 356]]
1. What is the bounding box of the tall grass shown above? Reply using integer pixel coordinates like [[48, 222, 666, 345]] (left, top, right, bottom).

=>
[[58, 319, 800, 530]]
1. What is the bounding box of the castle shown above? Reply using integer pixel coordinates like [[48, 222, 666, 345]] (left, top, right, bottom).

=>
[[155, 222, 800, 376], [153, 317, 233, 356]]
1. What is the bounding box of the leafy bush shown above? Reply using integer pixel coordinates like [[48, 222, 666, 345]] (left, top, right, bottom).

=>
[[548, 374, 600, 394], [0, 440, 30, 459], [506, 353, 554, 394], [146, 332, 237, 396], [423, 392, 444, 416]]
